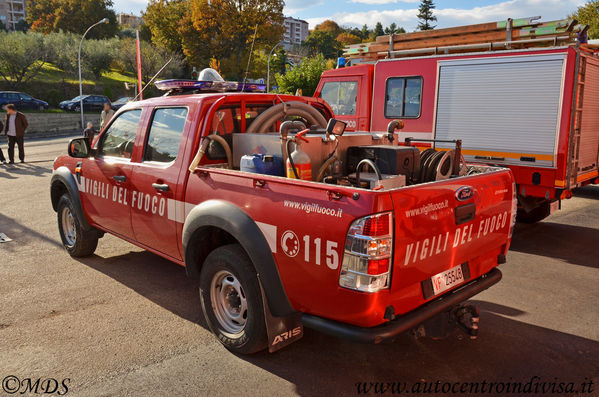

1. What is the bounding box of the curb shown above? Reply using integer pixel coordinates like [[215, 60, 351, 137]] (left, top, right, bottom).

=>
[[0, 130, 81, 143]]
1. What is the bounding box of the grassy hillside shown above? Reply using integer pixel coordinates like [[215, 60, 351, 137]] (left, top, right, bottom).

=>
[[0, 63, 145, 107]]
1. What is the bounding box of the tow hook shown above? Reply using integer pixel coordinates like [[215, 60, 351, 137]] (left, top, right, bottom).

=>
[[454, 304, 479, 339]]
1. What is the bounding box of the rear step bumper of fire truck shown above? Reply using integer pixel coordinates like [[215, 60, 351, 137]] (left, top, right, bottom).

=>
[[302, 268, 502, 344]]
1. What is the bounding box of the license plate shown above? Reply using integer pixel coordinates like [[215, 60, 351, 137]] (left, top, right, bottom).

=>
[[550, 201, 559, 214], [431, 265, 465, 296]]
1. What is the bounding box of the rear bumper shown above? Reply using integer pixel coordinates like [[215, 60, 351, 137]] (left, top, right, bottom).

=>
[[302, 268, 502, 344]]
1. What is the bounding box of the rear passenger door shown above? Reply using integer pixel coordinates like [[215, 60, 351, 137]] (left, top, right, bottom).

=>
[[130, 106, 190, 260]]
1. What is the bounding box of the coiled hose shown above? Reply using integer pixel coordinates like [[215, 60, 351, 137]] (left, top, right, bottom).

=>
[[188, 134, 232, 172], [419, 149, 454, 183]]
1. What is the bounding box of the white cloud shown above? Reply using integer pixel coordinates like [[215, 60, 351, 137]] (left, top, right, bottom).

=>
[[308, 0, 585, 30]]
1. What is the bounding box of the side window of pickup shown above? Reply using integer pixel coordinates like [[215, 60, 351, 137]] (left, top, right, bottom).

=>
[[320, 81, 358, 116], [143, 107, 188, 163], [385, 76, 422, 118], [99, 109, 142, 159]]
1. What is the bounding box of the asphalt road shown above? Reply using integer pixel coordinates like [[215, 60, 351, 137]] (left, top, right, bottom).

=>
[[1, 136, 598, 397]]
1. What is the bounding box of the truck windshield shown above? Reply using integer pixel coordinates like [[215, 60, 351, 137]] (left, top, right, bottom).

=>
[[319, 81, 358, 116]]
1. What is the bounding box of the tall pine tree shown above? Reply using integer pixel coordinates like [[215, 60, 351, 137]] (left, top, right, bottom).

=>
[[373, 22, 384, 38], [417, 0, 437, 31]]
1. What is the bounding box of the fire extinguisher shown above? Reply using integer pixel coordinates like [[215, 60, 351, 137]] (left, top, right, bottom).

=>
[[286, 129, 312, 181]]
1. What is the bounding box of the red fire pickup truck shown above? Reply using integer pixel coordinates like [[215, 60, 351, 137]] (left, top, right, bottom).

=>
[[316, 41, 599, 223], [50, 82, 516, 353]]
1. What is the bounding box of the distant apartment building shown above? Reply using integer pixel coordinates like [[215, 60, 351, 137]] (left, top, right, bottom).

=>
[[0, 0, 26, 31], [283, 17, 309, 49], [117, 13, 143, 28]]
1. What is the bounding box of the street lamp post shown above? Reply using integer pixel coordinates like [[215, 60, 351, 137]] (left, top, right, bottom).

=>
[[78, 18, 109, 129], [267, 42, 281, 93]]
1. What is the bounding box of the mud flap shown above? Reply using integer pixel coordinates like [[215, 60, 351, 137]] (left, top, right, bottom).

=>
[[258, 276, 303, 352]]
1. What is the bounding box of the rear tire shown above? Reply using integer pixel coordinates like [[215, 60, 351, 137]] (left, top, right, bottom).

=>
[[517, 201, 551, 224], [199, 244, 268, 354], [57, 194, 98, 257]]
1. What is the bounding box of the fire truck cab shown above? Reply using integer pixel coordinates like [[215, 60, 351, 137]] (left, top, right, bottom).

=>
[[315, 18, 599, 222]]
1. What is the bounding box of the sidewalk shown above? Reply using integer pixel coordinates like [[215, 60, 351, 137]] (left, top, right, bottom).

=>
[[0, 129, 82, 144]]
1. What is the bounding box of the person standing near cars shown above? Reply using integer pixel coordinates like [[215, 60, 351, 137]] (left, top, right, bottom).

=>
[[100, 102, 114, 130], [4, 104, 28, 164], [0, 119, 5, 164]]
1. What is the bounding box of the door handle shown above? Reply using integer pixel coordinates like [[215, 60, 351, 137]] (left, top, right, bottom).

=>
[[113, 175, 126, 182], [152, 183, 170, 192]]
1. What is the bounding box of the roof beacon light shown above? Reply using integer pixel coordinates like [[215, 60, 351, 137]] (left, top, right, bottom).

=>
[[155, 68, 265, 94], [197, 68, 224, 82]]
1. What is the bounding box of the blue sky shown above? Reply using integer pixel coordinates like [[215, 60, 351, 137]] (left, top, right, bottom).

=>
[[112, 0, 586, 30]]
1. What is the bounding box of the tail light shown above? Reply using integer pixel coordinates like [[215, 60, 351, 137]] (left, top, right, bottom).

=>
[[339, 212, 393, 293], [503, 181, 518, 255], [509, 181, 518, 239]]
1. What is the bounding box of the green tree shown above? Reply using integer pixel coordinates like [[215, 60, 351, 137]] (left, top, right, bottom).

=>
[[26, 0, 118, 39], [417, 0, 437, 30], [114, 37, 185, 85], [143, 0, 188, 52], [0, 32, 48, 88], [15, 19, 30, 32], [384, 23, 405, 35], [337, 32, 361, 46], [271, 48, 289, 75], [360, 24, 370, 40], [180, 0, 284, 80], [82, 38, 117, 79], [315, 20, 341, 36], [44, 32, 79, 78], [275, 54, 329, 96], [303, 30, 341, 59], [373, 22, 384, 38], [571, 1, 599, 39]]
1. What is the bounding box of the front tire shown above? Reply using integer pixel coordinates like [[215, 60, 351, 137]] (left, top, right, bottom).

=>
[[57, 194, 98, 257], [199, 244, 267, 354]]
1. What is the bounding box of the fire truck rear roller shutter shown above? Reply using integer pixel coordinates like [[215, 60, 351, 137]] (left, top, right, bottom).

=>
[[434, 53, 566, 168]]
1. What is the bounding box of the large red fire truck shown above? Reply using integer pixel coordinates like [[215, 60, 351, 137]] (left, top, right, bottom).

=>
[[50, 77, 516, 353], [315, 17, 599, 222]]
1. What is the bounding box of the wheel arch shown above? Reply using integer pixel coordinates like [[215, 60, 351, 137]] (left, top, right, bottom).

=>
[[182, 200, 294, 317], [50, 166, 94, 231]]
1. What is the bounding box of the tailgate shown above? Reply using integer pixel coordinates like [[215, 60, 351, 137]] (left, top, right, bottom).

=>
[[389, 169, 515, 305]]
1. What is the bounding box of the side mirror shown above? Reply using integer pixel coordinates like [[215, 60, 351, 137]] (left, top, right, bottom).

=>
[[326, 118, 347, 136], [68, 138, 91, 158]]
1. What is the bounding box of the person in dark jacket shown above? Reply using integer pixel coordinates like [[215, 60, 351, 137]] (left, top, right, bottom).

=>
[[0, 119, 5, 164], [83, 122, 97, 146], [4, 104, 28, 163]]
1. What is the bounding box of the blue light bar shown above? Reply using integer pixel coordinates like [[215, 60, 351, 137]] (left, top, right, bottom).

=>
[[155, 79, 266, 93]]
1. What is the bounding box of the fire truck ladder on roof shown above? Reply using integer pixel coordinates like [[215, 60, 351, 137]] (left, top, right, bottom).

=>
[[343, 17, 589, 63], [567, 51, 588, 189]]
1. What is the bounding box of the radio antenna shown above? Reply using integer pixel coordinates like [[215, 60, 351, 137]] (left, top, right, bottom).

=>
[[133, 57, 173, 101], [242, 24, 258, 92]]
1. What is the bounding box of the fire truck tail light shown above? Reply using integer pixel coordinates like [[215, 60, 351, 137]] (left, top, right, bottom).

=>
[[340, 212, 393, 293], [509, 181, 518, 239]]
